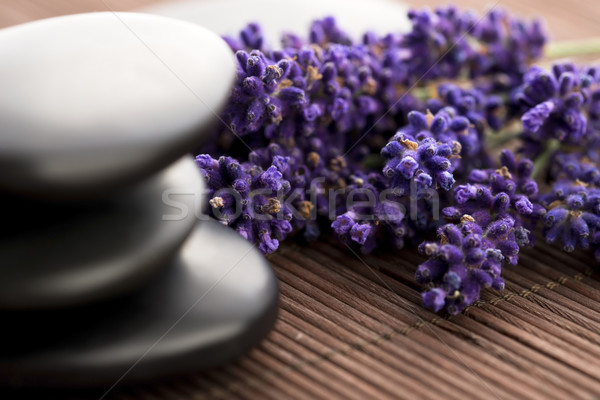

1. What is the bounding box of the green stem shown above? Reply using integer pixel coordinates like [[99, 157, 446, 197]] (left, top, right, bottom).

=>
[[546, 37, 600, 59], [532, 139, 561, 179], [485, 122, 522, 150]]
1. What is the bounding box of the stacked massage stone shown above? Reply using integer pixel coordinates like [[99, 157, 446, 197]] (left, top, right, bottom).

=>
[[0, 12, 278, 387]]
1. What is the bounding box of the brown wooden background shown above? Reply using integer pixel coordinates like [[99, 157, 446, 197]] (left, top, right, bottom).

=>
[[1, 1, 600, 399]]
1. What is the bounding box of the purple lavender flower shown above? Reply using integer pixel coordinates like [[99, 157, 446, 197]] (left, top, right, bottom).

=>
[[401, 6, 472, 82], [427, 83, 505, 132], [332, 173, 409, 253], [512, 63, 600, 156], [223, 23, 266, 52], [400, 6, 545, 84], [226, 50, 295, 139], [248, 140, 348, 242], [196, 154, 293, 254], [540, 175, 600, 257], [550, 151, 600, 186], [309, 16, 352, 46], [417, 150, 544, 314], [417, 216, 506, 315], [381, 109, 467, 196], [216, 35, 395, 157], [445, 149, 544, 251], [470, 9, 546, 84]]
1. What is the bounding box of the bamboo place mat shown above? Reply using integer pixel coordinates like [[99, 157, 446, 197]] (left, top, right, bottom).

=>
[[2, 1, 600, 399]]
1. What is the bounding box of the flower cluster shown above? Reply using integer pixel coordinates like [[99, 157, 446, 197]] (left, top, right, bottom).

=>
[[221, 25, 394, 155], [332, 172, 409, 253], [540, 179, 600, 257], [502, 61, 600, 265], [550, 151, 600, 185], [417, 217, 507, 314], [512, 62, 600, 156], [247, 139, 355, 241], [444, 150, 545, 243], [401, 7, 545, 85], [416, 150, 544, 314], [380, 109, 467, 196], [195, 154, 293, 254], [536, 150, 600, 260], [426, 83, 505, 132]]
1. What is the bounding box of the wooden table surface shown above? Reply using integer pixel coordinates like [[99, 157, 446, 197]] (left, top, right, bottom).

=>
[[2, 1, 600, 399]]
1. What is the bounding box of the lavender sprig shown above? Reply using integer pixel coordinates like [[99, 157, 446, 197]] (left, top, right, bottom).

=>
[[332, 172, 409, 253], [417, 216, 507, 314], [541, 180, 600, 255], [196, 154, 293, 254], [417, 150, 544, 314], [512, 62, 600, 156], [380, 109, 466, 196]]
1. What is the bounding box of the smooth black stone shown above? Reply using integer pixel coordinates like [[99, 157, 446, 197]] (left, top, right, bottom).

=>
[[0, 156, 203, 310], [0, 12, 235, 200], [0, 220, 279, 387]]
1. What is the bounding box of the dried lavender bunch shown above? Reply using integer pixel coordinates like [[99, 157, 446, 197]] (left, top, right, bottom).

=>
[[194, 8, 560, 316], [199, 9, 546, 251]]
